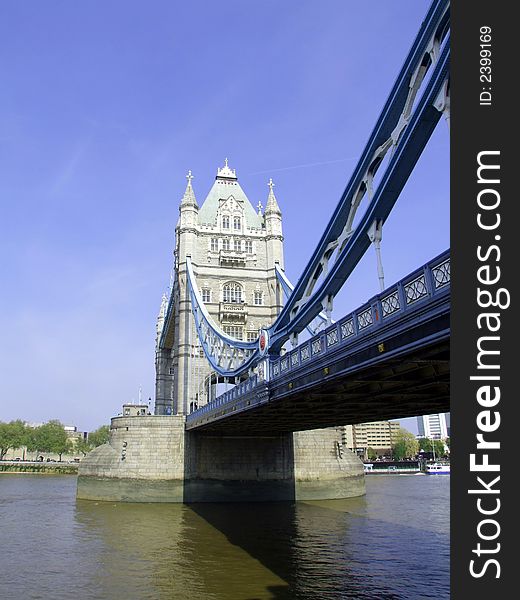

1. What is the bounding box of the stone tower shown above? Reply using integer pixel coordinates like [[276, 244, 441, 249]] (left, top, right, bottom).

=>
[[155, 160, 285, 416]]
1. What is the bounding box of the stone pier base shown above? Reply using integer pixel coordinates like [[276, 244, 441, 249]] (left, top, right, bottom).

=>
[[76, 415, 365, 503]]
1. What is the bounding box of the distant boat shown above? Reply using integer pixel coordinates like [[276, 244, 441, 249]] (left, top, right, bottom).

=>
[[425, 463, 450, 475]]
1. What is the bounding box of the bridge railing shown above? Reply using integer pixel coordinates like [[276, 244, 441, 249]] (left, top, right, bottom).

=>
[[269, 250, 450, 381], [186, 374, 259, 420]]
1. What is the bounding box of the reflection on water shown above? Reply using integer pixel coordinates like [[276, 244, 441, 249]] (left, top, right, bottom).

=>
[[0, 474, 449, 599]]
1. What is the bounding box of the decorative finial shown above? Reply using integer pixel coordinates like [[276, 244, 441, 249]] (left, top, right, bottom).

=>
[[257, 201, 263, 214], [180, 169, 198, 208], [216, 158, 237, 179], [265, 176, 281, 215]]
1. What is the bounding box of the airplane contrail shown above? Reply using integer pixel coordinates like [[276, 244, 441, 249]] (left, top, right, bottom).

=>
[[246, 156, 358, 176]]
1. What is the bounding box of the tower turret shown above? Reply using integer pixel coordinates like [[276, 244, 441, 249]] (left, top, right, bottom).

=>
[[264, 178, 284, 271], [177, 170, 199, 269], [155, 293, 168, 345], [178, 170, 198, 227]]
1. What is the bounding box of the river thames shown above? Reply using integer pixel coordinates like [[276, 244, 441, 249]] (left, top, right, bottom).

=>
[[0, 474, 448, 599]]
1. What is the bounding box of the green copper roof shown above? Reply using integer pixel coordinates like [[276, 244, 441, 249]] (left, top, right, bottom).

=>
[[198, 169, 264, 229]]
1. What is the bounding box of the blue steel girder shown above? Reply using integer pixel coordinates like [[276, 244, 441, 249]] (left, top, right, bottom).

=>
[[268, 0, 449, 351], [269, 36, 450, 352], [185, 256, 260, 377], [274, 265, 332, 336]]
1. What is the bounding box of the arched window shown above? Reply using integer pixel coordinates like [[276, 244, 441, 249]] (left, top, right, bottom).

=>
[[222, 238, 230, 251], [210, 238, 218, 251], [223, 282, 242, 303], [222, 215, 230, 229], [245, 240, 253, 253], [233, 216, 241, 230], [233, 238, 241, 252], [254, 290, 263, 305]]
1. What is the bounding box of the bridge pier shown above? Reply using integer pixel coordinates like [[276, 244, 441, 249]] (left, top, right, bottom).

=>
[[77, 415, 365, 503]]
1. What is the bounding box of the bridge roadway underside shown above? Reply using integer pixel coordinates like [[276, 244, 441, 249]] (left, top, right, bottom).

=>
[[188, 306, 449, 436]]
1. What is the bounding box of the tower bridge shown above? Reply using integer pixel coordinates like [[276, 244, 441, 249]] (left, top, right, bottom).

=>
[[77, 0, 450, 504]]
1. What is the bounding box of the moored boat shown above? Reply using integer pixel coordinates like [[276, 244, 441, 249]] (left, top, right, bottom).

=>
[[425, 463, 450, 474]]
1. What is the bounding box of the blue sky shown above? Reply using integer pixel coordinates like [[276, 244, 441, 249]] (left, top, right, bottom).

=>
[[0, 1, 448, 433]]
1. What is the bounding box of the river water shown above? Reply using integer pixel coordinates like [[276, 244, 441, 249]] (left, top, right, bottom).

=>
[[0, 474, 449, 599]]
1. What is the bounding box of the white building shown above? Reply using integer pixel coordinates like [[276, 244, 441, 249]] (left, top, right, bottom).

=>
[[417, 413, 449, 439]]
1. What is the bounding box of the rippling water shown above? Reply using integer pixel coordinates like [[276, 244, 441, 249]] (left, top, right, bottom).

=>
[[0, 474, 449, 599]]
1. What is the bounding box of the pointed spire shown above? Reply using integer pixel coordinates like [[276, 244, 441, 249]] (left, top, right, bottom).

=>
[[265, 177, 281, 215], [156, 292, 169, 341], [158, 293, 168, 319], [180, 170, 198, 208], [257, 200, 263, 215]]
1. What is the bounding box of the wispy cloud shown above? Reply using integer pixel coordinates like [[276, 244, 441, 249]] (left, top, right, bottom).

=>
[[49, 138, 90, 196]]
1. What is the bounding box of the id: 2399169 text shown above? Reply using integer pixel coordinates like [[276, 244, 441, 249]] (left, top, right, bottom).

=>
[[480, 26, 492, 106]]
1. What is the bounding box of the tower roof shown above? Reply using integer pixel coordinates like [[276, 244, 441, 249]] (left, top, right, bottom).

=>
[[180, 170, 198, 209], [265, 178, 281, 215], [198, 159, 264, 229]]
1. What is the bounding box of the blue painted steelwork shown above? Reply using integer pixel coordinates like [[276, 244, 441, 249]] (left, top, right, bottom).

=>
[[274, 264, 331, 335], [270, 33, 450, 350], [270, 250, 449, 379], [186, 250, 450, 428], [186, 375, 260, 420], [185, 256, 260, 377], [269, 1, 449, 345]]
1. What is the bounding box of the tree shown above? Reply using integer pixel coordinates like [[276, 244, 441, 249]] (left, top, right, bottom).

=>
[[418, 438, 445, 458], [392, 428, 419, 460], [26, 420, 70, 460], [367, 447, 377, 461], [0, 420, 28, 460], [75, 437, 92, 457], [88, 425, 110, 447]]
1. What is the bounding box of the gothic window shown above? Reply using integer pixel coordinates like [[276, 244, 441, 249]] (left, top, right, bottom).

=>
[[233, 238, 241, 252], [222, 238, 230, 251], [245, 240, 253, 253], [223, 325, 243, 339], [254, 291, 263, 305], [233, 216, 241, 230], [222, 215, 230, 229], [202, 289, 211, 303], [223, 282, 242, 303], [210, 238, 218, 251]]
